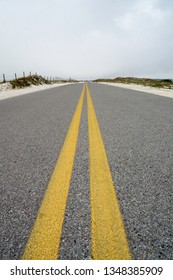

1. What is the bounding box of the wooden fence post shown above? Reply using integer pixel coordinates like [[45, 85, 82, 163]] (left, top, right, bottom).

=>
[[3, 74, 6, 83]]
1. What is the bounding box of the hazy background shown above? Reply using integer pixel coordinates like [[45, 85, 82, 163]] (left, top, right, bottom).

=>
[[0, 0, 173, 80]]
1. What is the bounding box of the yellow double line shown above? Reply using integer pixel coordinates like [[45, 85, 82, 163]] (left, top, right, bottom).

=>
[[22, 84, 131, 260]]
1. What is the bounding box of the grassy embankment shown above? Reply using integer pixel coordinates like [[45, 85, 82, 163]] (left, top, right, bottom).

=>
[[10, 75, 50, 89], [0, 75, 78, 89], [93, 77, 173, 89]]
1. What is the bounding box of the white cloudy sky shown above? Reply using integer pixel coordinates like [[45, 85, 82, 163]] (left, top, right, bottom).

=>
[[0, 0, 173, 80]]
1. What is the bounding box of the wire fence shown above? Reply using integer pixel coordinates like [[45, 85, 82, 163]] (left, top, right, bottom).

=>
[[0, 73, 59, 83], [0, 72, 39, 83]]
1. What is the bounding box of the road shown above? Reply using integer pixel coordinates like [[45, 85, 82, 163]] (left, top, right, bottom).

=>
[[0, 83, 172, 260]]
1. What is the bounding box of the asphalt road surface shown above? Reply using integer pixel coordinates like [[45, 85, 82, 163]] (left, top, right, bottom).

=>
[[0, 83, 172, 260]]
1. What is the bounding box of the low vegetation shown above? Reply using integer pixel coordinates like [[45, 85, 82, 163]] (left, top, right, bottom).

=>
[[93, 77, 173, 89], [0, 75, 78, 90], [10, 75, 50, 89]]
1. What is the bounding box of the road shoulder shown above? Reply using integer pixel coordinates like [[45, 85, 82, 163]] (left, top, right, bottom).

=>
[[98, 82, 173, 99]]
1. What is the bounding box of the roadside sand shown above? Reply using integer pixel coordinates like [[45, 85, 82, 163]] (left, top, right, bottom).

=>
[[99, 82, 173, 99], [0, 83, 73, 101]]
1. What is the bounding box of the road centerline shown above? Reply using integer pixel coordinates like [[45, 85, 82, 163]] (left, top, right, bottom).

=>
[[22, 85, 85, 260], [86, 84, 131, 260]]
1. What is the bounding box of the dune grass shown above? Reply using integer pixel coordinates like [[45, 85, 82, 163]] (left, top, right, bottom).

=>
[[93, 77, 173, 89]]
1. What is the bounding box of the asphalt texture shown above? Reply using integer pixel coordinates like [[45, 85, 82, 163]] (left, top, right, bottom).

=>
[[0, 82, 173, 259], [89, 83, 173, 259], [0, 84, 82, 259]]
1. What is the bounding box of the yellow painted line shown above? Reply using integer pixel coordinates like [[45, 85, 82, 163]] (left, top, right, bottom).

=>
[[86, 84, 131, 260], [22, 85, 85, 260]]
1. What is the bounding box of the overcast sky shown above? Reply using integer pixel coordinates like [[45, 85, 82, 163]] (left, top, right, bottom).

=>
[[0, 0, 173, 80]]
